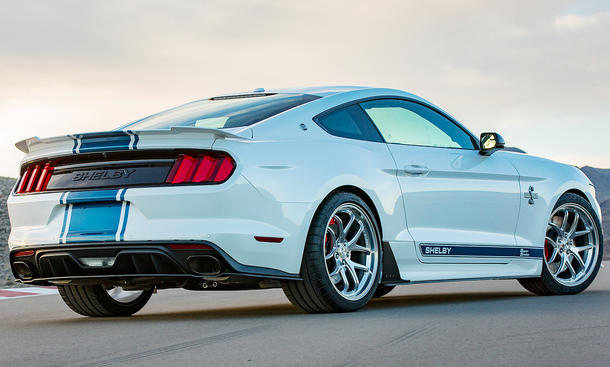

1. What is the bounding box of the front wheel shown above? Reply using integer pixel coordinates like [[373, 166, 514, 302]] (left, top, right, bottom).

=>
[[283, 192, 382, 312], [58, 285, 153, 317], [519, 193, 603, 295]]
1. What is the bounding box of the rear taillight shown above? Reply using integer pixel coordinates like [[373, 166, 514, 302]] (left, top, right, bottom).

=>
[[16, 162, 54, 194], [15, 151, 234, 194], [165, 153, 235, 184]]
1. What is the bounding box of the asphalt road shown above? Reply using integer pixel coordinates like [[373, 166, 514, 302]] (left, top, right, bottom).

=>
[[1, 265, 610, 367]]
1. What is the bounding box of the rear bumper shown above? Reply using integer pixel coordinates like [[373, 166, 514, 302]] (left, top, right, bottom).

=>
[[8, 177, 317, 274], [9, 241, 301, 287]]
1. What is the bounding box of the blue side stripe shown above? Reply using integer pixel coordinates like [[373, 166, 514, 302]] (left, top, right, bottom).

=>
[[420, 244, 543, 258]]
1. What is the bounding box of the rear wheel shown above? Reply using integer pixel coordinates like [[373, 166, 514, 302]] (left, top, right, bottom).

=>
[[518, 193, 603, 295], [283, 192, 382, 312], [58, 285, 153, 317]]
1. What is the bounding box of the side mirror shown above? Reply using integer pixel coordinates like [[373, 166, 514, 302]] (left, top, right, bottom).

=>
[[479, 132, 505, 156]]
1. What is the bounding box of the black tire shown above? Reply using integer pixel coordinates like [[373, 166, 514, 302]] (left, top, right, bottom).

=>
[[518, 193, 603, 295], [282, 192, 383, 313], [373, 285, 395, 298], [58, 285, 153, 317]]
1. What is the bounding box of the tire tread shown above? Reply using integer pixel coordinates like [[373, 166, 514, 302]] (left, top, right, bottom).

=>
[[57, 285, 152, 317]]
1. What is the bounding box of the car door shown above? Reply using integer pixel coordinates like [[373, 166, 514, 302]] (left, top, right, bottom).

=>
[[360, 98, 522, 264]]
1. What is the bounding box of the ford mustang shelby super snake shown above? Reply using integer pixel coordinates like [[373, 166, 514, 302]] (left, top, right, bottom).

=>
[[7, 86, 603, 316]]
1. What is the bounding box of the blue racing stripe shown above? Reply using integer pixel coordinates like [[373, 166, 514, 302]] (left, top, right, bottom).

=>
[[64, 190, 120, 204], [59, 192, 68, 204], [71, 136, 79, 155], [59, 204, 71, 244], [65, 202, 123, 243], [118, 188, 129, 241], [119, 202, 130, 241], [57, 189, 130, 243], [127, 130, 139, 150], [72, 131, 137, 153]]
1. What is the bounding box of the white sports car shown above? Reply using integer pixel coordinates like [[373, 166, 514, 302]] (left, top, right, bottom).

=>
[[7, 86, 603, 317]]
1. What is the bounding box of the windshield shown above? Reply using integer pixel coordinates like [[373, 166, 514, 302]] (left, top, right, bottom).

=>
[[120, 93, 320, 130]]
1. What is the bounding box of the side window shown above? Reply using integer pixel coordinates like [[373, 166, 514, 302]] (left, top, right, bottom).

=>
[[359, 99, 476, 149], [315, 104, 383, 142]]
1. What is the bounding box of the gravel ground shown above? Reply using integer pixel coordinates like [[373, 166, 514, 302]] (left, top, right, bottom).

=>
[[0, 177, 17, 287]]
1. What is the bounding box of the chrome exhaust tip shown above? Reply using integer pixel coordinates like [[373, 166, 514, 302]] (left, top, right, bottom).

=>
[[13, 261, 33, 280]]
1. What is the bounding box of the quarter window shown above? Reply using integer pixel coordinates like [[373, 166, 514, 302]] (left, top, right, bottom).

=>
[[315, 104, 383, 142], [359, 99, 476, 149]]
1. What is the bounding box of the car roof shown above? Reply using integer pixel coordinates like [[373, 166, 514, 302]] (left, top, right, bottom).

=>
[[211, 86, 371, 99], [212, 85, 438, 104], [265, 86, 371, 97]]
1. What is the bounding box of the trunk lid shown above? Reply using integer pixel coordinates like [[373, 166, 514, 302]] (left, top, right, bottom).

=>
[[13, 127, 248, 193]]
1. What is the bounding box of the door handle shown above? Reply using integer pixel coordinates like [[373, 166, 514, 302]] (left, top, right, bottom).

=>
[[403, 164, 430, 176]]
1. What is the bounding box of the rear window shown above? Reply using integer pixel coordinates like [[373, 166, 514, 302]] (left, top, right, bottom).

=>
[[121, 93, 320, 130]]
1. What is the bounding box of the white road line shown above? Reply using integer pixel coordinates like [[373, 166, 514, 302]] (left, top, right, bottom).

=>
[[0, 287, 59, 300]]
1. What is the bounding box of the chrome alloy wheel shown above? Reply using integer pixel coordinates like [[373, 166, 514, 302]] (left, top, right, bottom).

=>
[[106, 286, 144, 303], [323, 203, 379, 301], [545, 203, 600, 287]]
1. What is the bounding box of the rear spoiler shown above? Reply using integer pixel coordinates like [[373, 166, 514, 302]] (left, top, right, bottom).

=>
[[15, 126, 249, 153]]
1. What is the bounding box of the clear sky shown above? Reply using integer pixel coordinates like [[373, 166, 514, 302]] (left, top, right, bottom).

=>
[[1, 0, 609, 177]]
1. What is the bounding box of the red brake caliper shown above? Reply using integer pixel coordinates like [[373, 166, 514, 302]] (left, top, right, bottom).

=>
[[544, 238, 550, 260], [325, 218, 336, 256]]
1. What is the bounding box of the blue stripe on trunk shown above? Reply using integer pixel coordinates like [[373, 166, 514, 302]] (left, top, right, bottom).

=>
[[64, 190, 120, 204], [58, 189, 129, 243], [72, 131, 138, 153], [64, 202, 123, 243]]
